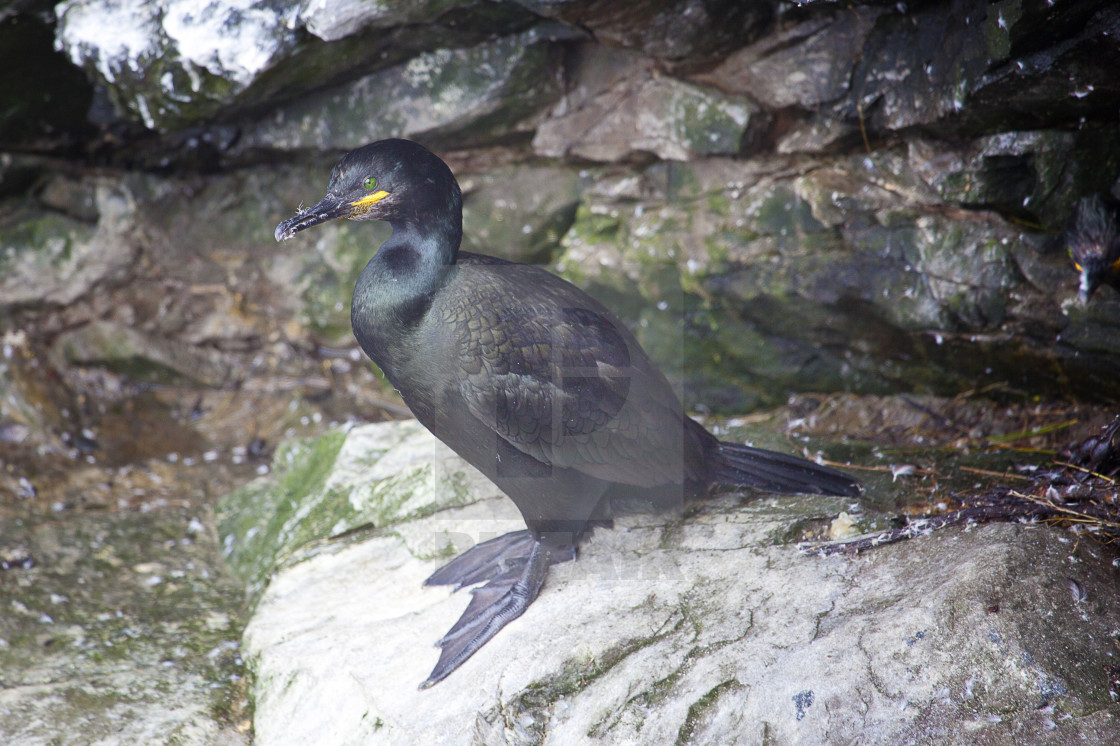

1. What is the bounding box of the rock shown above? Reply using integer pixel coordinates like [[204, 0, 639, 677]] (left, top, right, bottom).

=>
[[239, 28, 564, 152], [0, 335, 82, 451], [553, 154, 1120, 409], [533, 45, 765, 162], [849, 0, 1119, 137], [234, 3, 547, 124], [909, 128, 1120, 229], [53, 320, 243, 387], [698, 1, 1120, 154], [460, 164, 583, 264], [0, 509, 248, 744], [296, 0, 479, 44], [954, 3, 1120, 133], [55, 0, 299, 131], [693, 5, 885, 110], [512, 0, 775, 68], [0, 178, 138, 310], [48, 0, 555, 137], [225, 420, 1120, 745], [216, 421, 506, 601]]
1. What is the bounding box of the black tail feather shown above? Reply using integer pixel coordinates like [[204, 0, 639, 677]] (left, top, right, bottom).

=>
[[714, 441, 861, 497]]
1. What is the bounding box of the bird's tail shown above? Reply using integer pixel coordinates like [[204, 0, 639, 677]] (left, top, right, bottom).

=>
[[713, 441, 861, 497]]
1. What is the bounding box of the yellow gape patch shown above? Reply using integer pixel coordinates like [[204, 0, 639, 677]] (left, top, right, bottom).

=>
[[349, 190, 389, 215]]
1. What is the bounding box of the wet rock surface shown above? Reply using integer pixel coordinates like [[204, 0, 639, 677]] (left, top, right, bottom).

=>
[[532, 45, 764, 162], [228, 417, 1120, 746], [1, 0, 1119, 742], [237, 27, 567, 153], [0, 509, 248, 745]]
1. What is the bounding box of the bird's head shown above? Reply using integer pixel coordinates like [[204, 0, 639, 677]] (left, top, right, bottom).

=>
[[275, 139, 462, 242], [1066, 194, 1120, 305]]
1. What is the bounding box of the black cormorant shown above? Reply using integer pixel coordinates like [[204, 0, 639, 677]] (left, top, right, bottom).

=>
[[275, 139, 862, 688], [1066, 194, 1120, 304]]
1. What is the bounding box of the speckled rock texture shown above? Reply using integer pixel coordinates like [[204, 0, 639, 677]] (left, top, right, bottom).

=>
[[229, 421, 1120, 746]]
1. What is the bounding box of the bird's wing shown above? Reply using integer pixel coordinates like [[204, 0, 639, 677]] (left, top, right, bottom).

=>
[[441, 263, 689, 487]]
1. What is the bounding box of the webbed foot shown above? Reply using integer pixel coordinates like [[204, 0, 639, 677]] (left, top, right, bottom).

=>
[[420, 531, 574, 688]]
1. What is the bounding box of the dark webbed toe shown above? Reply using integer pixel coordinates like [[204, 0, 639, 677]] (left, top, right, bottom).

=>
[[425, 530, 537, 590], [422, 537, 555, 688]]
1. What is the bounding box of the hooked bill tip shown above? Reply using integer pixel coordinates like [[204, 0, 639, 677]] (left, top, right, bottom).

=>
[[273, 195, 345, 242]]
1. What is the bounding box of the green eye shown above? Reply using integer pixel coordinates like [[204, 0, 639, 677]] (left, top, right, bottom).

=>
[[363, 176, 378, 191]]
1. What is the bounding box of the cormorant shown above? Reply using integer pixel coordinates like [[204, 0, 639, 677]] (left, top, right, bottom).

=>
[[1065, 194, 1120, 304], [275, 139, 862, 688]]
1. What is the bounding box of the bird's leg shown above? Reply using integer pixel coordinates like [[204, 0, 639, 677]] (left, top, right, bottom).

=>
[[425, 530, 536, 589], [424, 529, 576, 589], [420, 532, 573, 688]]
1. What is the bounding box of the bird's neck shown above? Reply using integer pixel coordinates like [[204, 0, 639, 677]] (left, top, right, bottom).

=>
[[351, 217, 461, 368], [388, 215, 461, 266]]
